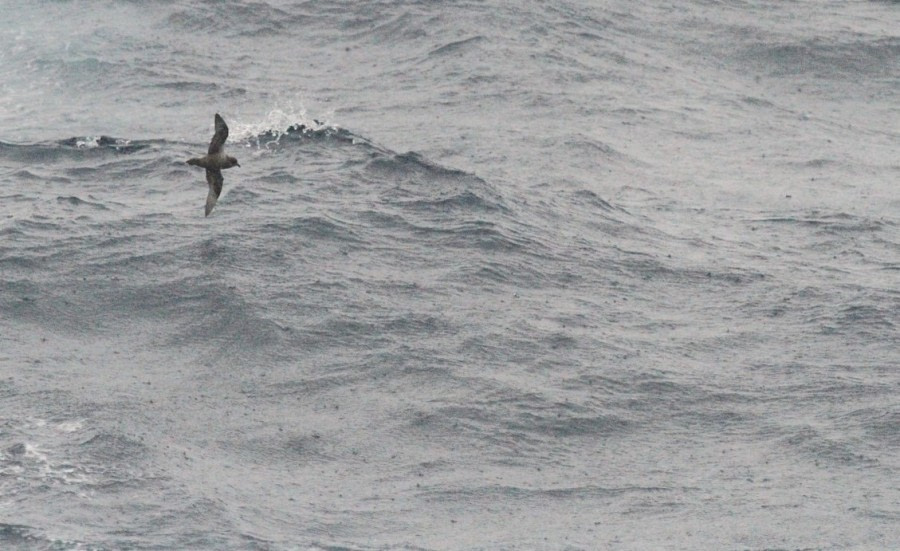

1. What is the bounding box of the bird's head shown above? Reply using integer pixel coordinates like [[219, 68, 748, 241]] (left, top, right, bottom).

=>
[[226, 156, 240, 168]]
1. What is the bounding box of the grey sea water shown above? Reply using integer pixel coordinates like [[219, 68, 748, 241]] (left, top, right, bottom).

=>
[[1, 1, 898, 549]]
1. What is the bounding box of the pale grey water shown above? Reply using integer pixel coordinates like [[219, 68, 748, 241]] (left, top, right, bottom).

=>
[[0, 1, 898, 549]]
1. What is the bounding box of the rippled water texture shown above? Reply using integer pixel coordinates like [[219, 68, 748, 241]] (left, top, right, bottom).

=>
[[1, 1, 898, 549]]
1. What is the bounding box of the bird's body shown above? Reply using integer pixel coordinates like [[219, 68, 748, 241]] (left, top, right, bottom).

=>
[[187, 114, 239, 216]]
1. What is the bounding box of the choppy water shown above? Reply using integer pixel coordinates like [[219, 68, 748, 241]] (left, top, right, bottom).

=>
[[1, 1, 898, 549]]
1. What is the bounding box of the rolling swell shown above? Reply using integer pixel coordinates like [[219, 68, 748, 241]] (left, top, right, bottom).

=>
[[2, 0, 898, 547]]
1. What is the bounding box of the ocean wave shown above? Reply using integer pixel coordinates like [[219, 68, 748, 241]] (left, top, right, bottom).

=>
[[366, 151, 509, 215], [391, 190, 506, 214], [260, 215, 363, 244], [741, 37, 900, 79], [427, 35, 487, 58], [2, 0, 898, 545], [0, 137, 147, 163], [55, 195, 109, 210], [753, 212, 888, 234], [0, 524, 53, 550]]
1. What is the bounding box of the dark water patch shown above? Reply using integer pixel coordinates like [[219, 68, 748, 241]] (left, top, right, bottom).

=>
[[740, 37, 900, 79], [80, 433, 149, 463], [428, 35, 487, 58], [0, 141, 65, 164], [244, 372, 362, 400], [423, 484, 674, 504], [64, 165, 100, 179], [85, 243, 184, 278], [56, 195, 109, 210], [0, 192, 32, 203], [830, 405, 900, 451], [120, 279, 291, 356], [298, 315, 394, 351], [13, 218, 63, 234], [366, 150, 490, 187], [571, 31, 606, 42], [30, 54, 126, 90], [0, 378, 15, 401], [409, 388, 636, 456], [260, 215, 364, 244], [132, 212, 176, 224], [778, 425, 879, 468], [789, 158, 838, 169], [459, 330, 548, 368], [222, 186, 261, 206], [545, 2, 621, 31], [7, 169, 71, 184], [669, 407, 751, 435], [4, 264, 285, 352], [238, 532, 285, 551], [619, 253, 763, 287], [391, 189, 506, 214], [153, 80, 219, 92], [357, 209, 415, 232], [407, 216, 557, 261], [754, 212, 886, 234], [344, 142, 510, 214], [0, 253, 41, 271], [858, 410, 900, 448], [508, 408, 632, 438], [810, 302, 896, 338], [4, 441, 28, 457], [240, 431, 331, 464], [818, 218, 886, 235], [306, 278, 350, 291], [541, 330, 578, 351], [286, 309, 452, 354], [571, 189, 619, 211], [377, 311, 450, 337], [180, 308, 289, 362], [166, 3, 300, 37], [408, 404, 544, 453], [740, 95, 776, 108], [1, 285, 112, 334], [229, 2, 313, 38], [0, 138, 148, 165], [451, 259, 546, 288], [165, 8, 213, 32], [342, 10, 426, 42], [0, 524, 50, 549], [256, 170, 300, 185], [0, 279, 45, 316], [1, 390, 88, 425]]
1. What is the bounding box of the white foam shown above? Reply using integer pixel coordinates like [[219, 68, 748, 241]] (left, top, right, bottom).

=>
[[71, 136, 131, 149], [73, 136, 101, 149], [55, 420, 84, 433], [229, 96, 338, 148]]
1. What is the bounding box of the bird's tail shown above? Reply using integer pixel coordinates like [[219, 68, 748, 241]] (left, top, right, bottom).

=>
[[186, 158, 203, 167]]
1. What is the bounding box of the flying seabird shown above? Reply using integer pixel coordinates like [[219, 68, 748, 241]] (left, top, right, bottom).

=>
[[186, 113, 240, 216]]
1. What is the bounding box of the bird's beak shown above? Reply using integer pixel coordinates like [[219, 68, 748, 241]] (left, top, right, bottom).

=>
[[236, 162, 241, 167]]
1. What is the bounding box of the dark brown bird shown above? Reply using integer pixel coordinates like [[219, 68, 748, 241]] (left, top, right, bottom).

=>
[[186, 113, 240, 216]]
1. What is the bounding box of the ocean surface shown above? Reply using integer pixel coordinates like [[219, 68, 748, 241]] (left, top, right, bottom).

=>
[[1, 1, 898, 549]]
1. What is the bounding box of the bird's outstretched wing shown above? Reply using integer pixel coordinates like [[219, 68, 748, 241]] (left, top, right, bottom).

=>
[[208, 113, 229, 155], [205, 169, 224, 216]]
